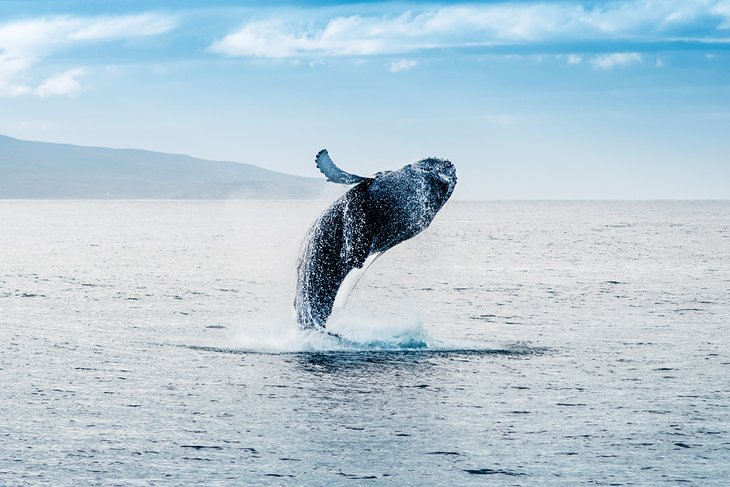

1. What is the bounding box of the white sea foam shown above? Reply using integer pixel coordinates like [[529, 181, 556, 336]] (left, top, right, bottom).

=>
[[224, 310, 509, 353]]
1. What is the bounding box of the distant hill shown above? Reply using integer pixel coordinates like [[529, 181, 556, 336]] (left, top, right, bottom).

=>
[[0, 134, 324, 199]]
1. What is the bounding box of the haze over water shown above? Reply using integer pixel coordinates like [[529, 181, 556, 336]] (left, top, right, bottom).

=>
[[1, 200, 728, 485]]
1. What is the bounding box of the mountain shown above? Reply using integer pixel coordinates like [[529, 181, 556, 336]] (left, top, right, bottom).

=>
[[0, 134, 324, 199]]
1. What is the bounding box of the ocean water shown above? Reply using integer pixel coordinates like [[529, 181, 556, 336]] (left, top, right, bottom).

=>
[[0, 200, 728, 485]]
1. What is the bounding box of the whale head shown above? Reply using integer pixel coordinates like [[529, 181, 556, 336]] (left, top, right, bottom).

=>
[[364, 157, 457, 254], [410, 157, 457, 209], [369, 157, 457, 217]]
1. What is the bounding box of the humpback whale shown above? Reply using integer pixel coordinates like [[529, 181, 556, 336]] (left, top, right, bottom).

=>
[[295, 149, 457, 330]]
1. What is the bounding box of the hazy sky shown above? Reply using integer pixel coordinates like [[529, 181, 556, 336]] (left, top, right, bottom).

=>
[[1, 0, 729, 199]]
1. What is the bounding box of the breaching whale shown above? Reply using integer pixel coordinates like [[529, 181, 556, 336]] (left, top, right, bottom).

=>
[[294, 149, 457, 330]]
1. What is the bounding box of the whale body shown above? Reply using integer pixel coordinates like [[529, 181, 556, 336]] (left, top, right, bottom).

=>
[[294, 150, 457, 330]]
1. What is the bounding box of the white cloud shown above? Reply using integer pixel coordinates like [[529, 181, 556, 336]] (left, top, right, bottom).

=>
[[590, 52, 643, 69], [209, 18, 394, 58], [34, 68, 87, 98], [0, 14, 176, 97], [567, 54, 583, 65], [69, 14, 175, 41], [0, 55, 33, 96], [388, 59, 418, 72], [209, 1, 730, 59], [712, 3, 730, 28]]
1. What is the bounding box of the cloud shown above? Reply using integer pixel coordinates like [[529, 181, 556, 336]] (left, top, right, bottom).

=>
[[209, 18, 394, 58], [712, 3, 730, 28], [209, 1, 730, 59], [388, 59, 418, 72], [34, 68, 87, 98], [0, 55, 33, 96], [590, 52, 643, 69], [0, 13, 176, 97]]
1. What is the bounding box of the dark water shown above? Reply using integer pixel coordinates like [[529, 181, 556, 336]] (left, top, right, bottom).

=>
[[1, 200, 728, 485]]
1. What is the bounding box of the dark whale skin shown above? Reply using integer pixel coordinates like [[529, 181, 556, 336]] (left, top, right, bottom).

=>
[[295, 157, 457, 330]]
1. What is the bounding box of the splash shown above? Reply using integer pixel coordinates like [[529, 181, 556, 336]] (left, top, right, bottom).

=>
[[326, 312, 431, 349], [199, 312, 538, 355], [226, 313, 432, 353]]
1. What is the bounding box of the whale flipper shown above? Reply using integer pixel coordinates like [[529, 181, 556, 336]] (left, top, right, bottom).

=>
[[295, 182, 376, 330], [315, 149, 367, 185]]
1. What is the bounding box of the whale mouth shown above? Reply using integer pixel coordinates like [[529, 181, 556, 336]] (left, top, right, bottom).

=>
[[416, 158, 456, 181], [435, 162, 457, 191]]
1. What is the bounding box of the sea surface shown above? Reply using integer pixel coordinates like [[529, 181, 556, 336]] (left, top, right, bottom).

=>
[[0, 200, 728, 485]]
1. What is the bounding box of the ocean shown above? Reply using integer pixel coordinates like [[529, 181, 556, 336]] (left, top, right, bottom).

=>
[[1, 200, 728, 485]]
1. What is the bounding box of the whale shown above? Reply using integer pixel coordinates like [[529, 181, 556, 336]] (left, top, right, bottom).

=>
[[294, 149, 457, 330]]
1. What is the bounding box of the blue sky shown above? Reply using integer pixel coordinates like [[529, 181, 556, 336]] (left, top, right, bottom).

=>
[[1, 0, 729, 199]]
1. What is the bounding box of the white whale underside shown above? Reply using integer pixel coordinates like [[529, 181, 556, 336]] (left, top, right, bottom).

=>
[[332, 252, 383, 312]]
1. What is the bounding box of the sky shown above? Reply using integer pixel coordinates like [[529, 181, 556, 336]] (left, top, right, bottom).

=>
[[1, 0, 729, 199]]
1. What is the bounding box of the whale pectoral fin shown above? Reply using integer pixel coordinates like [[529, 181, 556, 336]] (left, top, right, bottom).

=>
[[315, 149, 367, 185], [342, 189, 375, 269]]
